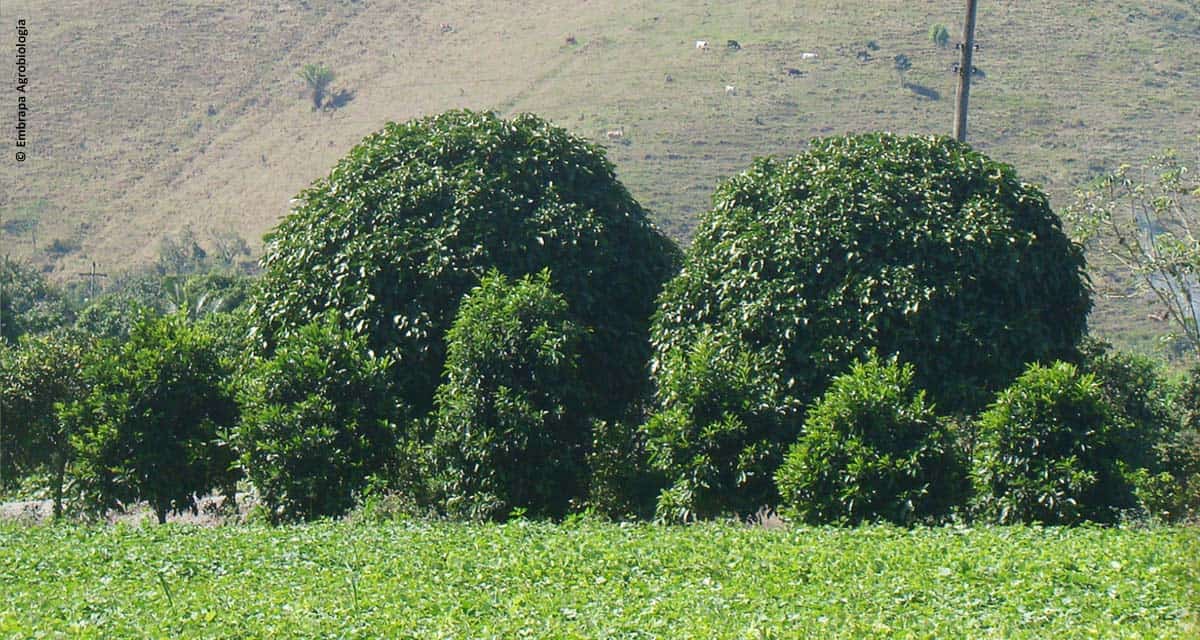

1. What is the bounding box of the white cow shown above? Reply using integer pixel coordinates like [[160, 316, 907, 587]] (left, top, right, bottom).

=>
[[606, 129, 624, 140], [801, 52, 819, 60], [725, 85, 736, 95], [696, 40, 709, 50]]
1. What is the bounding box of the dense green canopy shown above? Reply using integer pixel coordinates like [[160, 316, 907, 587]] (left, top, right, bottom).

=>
[[653, 133, 1090, 416], [646, 133, 1091, 517], [431, 271, 587, 520], [251, 110, 680, 419]]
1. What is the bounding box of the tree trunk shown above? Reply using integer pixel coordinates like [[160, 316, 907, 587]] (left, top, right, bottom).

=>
[[221, 482, 238, 511], [51, 452, 65, 521], [156, 503, 168, 525]]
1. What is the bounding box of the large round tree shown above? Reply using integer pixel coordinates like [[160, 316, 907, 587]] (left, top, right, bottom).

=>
[[646, 133, 1091, 518], [251, 110, 680, 420]]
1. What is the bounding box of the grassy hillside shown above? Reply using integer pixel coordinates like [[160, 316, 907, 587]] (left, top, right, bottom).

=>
[[1, 521, 1197, 637], [3, 0, 1199, 349]]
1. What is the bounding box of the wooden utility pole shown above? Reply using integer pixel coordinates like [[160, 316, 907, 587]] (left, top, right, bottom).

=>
[[76, 261, 108, 300], [953, 0, 980, 142]]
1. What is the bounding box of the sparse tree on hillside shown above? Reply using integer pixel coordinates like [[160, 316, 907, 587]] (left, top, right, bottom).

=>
[[1067, 147, 1200, 358], [155, 228, 208, 276], [298, 63, 336, 111], [893, 54, 912, 87], [929, 24, 950, 48]]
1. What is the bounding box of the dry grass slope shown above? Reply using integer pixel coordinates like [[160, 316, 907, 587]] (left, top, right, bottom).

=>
[[3, 0, 1199, 348]]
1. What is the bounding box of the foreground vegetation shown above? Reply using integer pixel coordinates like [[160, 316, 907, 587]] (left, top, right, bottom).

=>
[[3, 114, 1198, 528], [0, 521, 1196, 638]]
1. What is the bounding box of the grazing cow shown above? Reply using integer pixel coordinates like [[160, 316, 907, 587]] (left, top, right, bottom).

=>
[[606, 129, 624, 140], [727, 39, 741, 51], [565, 35, 577, 45], [785, 67, 803, 77], [856, 50, 872, 62], [725, 84, 736, 95], [801, 52, 819, 60], [695, 40, 709, 50], [440, 23, 453, 33]]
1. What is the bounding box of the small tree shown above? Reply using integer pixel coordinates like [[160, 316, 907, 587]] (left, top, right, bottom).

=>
[[235, 311, 400, 522], [1, 259, 69, 344], [1066, 147, 1200, 357], [587, 417, 661, 520], [430, 271, 587, 520], [1077, 339, 1173, 471], [298, 63, 336, 111], [972, 362, 1144, 525], [775, 355, 966, 525], [644, 330, 795, 522], [70, 313, 238, 524], [0, 329, 91, 517], [893, 53, 912, 87], [162, 272, 249, 321], [74, 290, 157, 341], [929, 24, 950, 48], [155, 228, 208, 276]]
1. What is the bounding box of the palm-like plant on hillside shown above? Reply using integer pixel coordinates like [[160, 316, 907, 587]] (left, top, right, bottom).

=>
[[162, 277, 231, 320], [298, 63, 336, 110]]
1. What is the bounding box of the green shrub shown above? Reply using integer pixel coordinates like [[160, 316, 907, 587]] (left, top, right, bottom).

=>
[[1072, 340, 1195, 521], [587, 417, 662, 521], [0, 329, 92, 516], [929, 24, 950, 48], [236, 312, 401, 522], [429, 271, 586, 520], [647, 133, 1090, 518], [1153, 427, 1200, 520], [972, 362, 1142, 525], [1076, 339, 1172, 470], [1, 260, 70, 344], [74, 273, 163, 341], [69, 313, 238, 523], [775, 355, 966, 525], [251, 110, 680, 426], [45, 238, 81, 256], [197, 309, 255, 507], [644, 330, 796, 522], [1154, 366, 1200, 520]]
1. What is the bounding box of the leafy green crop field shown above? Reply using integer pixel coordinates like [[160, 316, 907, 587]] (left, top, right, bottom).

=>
[[1, 522, 1196, 638]]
